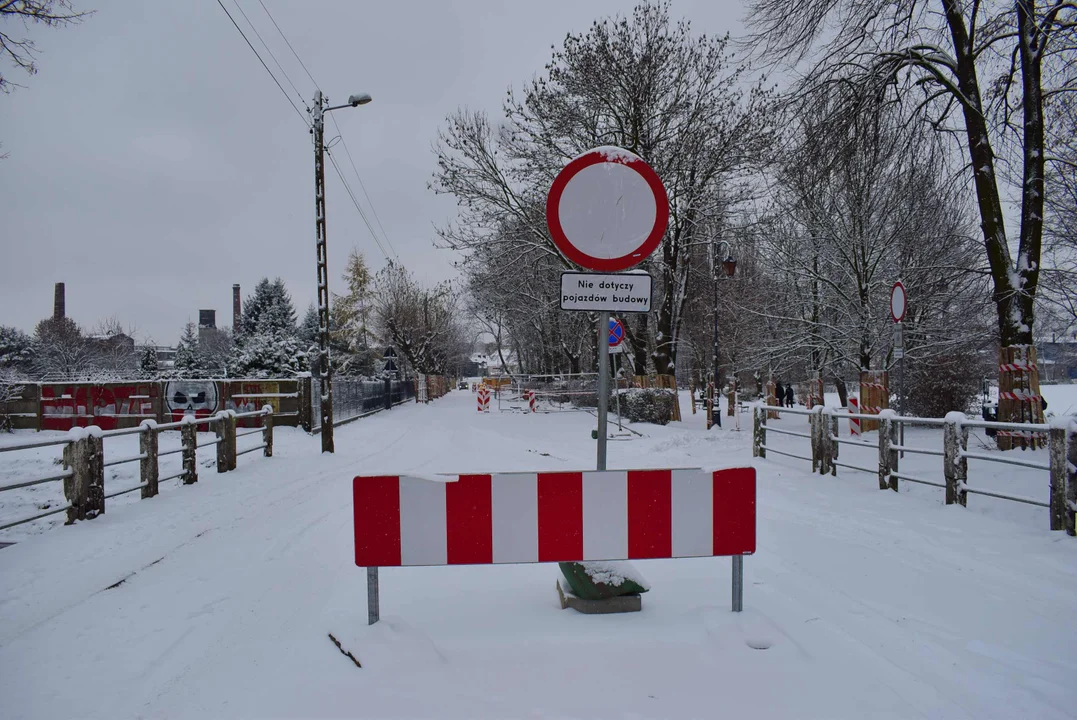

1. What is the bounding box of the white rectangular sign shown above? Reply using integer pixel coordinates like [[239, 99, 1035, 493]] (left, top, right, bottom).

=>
[[560, 272, 652, 313]]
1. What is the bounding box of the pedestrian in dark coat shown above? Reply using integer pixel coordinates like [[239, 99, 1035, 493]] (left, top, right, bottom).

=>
[[785, 384, 795, 408], [774, 381, 784, 408]]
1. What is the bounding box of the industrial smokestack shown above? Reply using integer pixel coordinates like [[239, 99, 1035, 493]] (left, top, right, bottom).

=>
[[232, 284, 241, 334], [53, 282, 65, 320]]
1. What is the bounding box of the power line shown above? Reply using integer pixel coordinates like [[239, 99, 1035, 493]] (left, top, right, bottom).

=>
[[253, 2, 398, 263], [215, 0, 308, 128], [328, 113, 398, 259], [231, 0, 306, 107], [326, 148, 393, 262], [259, 0, 318, 89]]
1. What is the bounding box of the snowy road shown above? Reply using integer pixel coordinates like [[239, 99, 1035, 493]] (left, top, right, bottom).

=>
[[1, 391, 1075, 719]]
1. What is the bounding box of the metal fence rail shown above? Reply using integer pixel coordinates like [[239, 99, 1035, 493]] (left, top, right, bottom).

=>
[[312, 377, 417, 432], [750, 402, 1076, 536]]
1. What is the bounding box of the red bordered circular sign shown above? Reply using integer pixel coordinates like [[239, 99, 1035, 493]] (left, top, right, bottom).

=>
[[890, 281, 907, 323], [546, 146, 669, 272]]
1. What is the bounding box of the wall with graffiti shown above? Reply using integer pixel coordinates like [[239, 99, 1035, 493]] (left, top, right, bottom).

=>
[[163, 380, 287, 427], [40, 383, 159, 431], [9, 379, 303, 431]]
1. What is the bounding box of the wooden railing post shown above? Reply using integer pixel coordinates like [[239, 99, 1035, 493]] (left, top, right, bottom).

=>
[[298, 373, 313, 433], [226, 411, 237, 471], [215, 413, 229, 473], [140, 421, 159, 499], [878, 411, 893, 491], [888, 416, 899, 491], [181, 419, 198, 485], [1066, 423, 1076, 536], [63, 429, 104, 523], [810, 407, 821, 473], [752, 405, 766, 458], [263, 406, 274, 458], [944, 413, 967, 506], [1048, 422, 1067, 531], [830, 411, 839, 476]]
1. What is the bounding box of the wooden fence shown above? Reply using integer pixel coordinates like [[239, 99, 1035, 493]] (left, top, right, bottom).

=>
[[0, 379, 303, 432], [0, 407, 274, 532], [752, 403, 1076, 535]]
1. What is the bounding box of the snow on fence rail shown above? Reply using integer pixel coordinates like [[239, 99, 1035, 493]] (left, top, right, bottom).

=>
[[751, 403, 1077, 536], [0, 407, 274, 533]]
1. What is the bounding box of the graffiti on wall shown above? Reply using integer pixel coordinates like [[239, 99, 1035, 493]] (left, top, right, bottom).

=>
[[40, 384, 158, 431], [163, 380, 280, 424], [34, 380, 294, 430], [164, 380, 219, 421]]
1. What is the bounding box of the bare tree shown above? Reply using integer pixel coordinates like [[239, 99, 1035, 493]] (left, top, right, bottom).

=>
[[1, 0, 93, 93], [0, 366, 25, 432], [433, 2, 775, 376], [372, 263, 469, 376], [745, 0, 1077, 353], [757, 90, 992, 380]]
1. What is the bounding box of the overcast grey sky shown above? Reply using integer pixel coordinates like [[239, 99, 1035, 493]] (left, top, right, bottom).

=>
[[0, 0, 746, 343]]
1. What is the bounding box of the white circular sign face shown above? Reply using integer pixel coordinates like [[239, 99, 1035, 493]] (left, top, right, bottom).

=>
[[557, 163, 657, 261], [546, 147, 669, 272], [890, 282, 906, 323]]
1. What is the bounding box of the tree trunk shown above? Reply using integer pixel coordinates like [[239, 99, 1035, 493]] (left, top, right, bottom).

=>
[[834, 376, 848, 408], [1015, 0, 1045, 341], [942, 1, 1026, 345]]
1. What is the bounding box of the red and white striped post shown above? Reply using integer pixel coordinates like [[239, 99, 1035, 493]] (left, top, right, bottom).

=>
[[355, 466, 756, 623], [849, 397, 861, 436], [528, 390, 537, 413]]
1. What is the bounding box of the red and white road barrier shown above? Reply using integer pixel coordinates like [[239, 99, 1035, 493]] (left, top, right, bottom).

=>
[[353, 467, 755, 567], [999, 363, 1036, 373], [998, 390, 1041, 402], [849, 397, 861, 436], [528, 390, 536, 413], [477, 386, 491, 412]]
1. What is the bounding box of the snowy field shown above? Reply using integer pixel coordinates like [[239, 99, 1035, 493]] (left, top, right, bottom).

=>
[[1, 390, 1075, 718]]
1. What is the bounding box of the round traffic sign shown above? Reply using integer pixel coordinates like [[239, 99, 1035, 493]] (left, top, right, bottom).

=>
[[890, 281, 906, 323], [608, 318, 625, 347], [546, 146, 669, 272]]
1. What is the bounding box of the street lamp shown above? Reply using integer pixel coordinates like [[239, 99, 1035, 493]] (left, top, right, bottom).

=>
[[311, 89, 372, 453], [711, 239, 736, 429]]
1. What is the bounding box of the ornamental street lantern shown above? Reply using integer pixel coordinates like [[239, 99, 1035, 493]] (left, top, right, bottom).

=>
[[722, 255, 737, 278]]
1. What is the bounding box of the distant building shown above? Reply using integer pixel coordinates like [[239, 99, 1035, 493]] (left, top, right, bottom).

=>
[[1038, 341, 1077, 382]]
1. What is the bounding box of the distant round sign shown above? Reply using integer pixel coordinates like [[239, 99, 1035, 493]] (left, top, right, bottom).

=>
[[890, 281, 906, 323], [608, 318, 625, 347], [546, 146, 669, 272]]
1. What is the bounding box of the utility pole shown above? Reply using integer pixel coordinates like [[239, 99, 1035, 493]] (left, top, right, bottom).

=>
[[711, 238, 736, 429], [312, 90, 334, 453], [712, 246, 722, 429]]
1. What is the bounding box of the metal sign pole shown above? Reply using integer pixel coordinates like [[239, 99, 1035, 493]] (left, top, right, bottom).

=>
[[614, 351, 623, 432], [732, 555, 743, 612], [367, 566, 379, 625], [597, 312, 610, 471], [894, 320, 905, 458]]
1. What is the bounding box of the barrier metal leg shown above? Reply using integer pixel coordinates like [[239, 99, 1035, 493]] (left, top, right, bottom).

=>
[[367, 566, 380, 625], [731, 555, 743, 612]]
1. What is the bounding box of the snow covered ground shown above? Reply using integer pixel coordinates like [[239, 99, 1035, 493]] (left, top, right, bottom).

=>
[[1, 390, 1075, 718]]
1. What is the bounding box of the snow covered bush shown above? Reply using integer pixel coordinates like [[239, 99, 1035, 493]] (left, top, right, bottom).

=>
[[905, 351, 986, 418], [618, 388, 677, 425]]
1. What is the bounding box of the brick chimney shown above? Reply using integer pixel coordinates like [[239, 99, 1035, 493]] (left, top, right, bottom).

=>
[[232, 284, 241, 334], [53, 282, 65, 320]]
